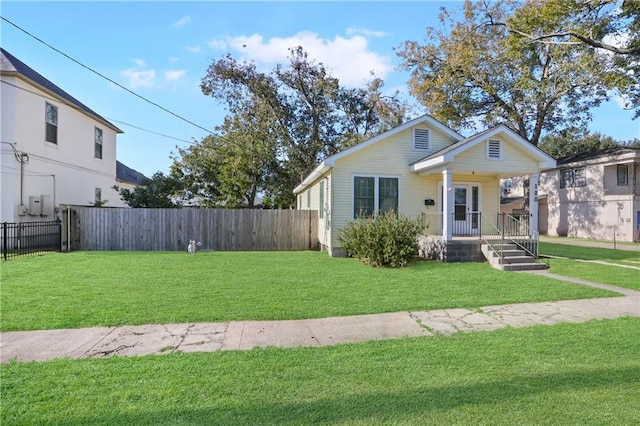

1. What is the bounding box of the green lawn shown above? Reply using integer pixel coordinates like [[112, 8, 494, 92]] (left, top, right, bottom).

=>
[[539, 243, 640, 290], [0, 251, 614, 332], [2, 318, 639, 425], [539, 242, 640, 263]]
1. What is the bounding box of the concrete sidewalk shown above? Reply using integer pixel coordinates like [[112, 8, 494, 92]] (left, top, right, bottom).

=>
[[2, 273, 639, 363]]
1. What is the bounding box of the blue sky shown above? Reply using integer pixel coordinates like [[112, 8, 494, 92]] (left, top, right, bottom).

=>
[[2, 0, 638, 178]]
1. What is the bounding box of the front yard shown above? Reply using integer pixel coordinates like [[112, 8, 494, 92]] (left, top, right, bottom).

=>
[[2, 248, 638, 424], [0, 250, 614, 331]]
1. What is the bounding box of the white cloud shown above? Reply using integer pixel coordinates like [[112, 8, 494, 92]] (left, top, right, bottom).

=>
[[165, 69, 187, 81], [169, 56, 180, 63], [208, 39, 227, 51], [122, 60, 156, 88], [173, 16, 191, 29], [207, 31, 392, 87], [346, 27, 389, 38], [185, 45, 202, 53]]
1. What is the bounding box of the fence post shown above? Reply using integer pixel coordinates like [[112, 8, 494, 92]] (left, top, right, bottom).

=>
[[2, 222, 7, 261]]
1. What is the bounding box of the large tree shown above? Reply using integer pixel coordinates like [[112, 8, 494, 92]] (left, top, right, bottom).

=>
[[538, 128, 619, 158], [397, 0, 633, 145], [200, 47, 409, 206], [171, 98, 280, 208]]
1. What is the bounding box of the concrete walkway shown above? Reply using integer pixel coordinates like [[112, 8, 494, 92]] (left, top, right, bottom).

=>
[[1, 273, 638, 363]]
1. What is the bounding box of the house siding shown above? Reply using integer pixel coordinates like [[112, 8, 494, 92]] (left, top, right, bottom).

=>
[[1, 71, 124, 223], [330, 125, 459, 251], [297, 170, 332, 252], [540, 159, 640, 242], [452, 137, 540, 175]]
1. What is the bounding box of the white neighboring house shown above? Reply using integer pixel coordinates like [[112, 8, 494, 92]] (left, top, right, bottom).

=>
[[538, 146, 640, 242], [1, 48, 126, 223]]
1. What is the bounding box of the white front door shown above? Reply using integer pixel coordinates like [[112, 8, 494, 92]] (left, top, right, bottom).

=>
[[453, 185, 480, 235]]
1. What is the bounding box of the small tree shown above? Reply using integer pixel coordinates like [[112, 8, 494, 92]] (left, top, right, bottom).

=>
[[113, 172, 183, 208], [338, 211, 422, 268]]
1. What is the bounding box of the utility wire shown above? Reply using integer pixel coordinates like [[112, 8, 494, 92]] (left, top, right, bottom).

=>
[[1, 80, 196, 145], [1, 16, 215, 135]]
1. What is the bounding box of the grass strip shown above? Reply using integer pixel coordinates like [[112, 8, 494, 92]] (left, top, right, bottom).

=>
[[2, 318, 639, 425]]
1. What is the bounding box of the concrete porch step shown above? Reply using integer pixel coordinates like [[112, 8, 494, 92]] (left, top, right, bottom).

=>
[[499, 262, 549, 271], [497, 255, 537, 264]]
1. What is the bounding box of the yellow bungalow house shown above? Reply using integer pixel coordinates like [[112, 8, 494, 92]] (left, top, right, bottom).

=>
[[294, 114, 556, 266]]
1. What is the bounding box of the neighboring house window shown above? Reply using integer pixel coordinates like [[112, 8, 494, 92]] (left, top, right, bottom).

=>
[[559, 167, 586, 188], [94, 127, 103, 159], [413, 128, 430, 150], [353, 176, 398, 218], [45, 102, 58, 144], [617, 164, 628, 186], [319, 180, 324, 219], [487, 139, 502, 159]]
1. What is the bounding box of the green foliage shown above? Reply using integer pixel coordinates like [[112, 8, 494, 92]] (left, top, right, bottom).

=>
[[338, 211, 423, 267], [539, 128, 620, 158], [113, 171, 183, 208], [171, 99, 280, 208], [397, 0, 634, 145], [199, 46, 410, 207]]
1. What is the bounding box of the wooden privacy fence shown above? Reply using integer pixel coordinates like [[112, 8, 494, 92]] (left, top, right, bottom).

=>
[[64, 207, 318, 251]]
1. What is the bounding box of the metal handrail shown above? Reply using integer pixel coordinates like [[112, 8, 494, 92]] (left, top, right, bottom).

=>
[[481, 215, 505, 264]]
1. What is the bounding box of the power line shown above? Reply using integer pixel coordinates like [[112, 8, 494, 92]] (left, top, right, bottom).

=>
[[1, 79, 195, 145], [1, 15, 215, 135]]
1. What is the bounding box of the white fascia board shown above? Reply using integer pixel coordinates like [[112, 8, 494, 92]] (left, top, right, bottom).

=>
[[409, 155, 448, 172], [293, 161, 332, 194]]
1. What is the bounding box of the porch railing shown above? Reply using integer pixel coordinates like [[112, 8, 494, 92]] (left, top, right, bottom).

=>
[[497, 213, 530, 237]]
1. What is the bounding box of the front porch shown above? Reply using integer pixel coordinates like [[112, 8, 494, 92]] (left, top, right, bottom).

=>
[[420, 212, 544, 269]]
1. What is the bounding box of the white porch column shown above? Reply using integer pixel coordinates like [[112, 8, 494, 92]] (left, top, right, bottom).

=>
[[529, 173, 539, 239], [442, 169, 453, 241]]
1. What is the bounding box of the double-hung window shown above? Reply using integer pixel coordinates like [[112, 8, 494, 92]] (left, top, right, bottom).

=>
[[617, 164, 628, 186], [559, 167, 586, 188], [353, 176, 398, 218], [45, 102, 58, 144], [94, 127, 103, 159]]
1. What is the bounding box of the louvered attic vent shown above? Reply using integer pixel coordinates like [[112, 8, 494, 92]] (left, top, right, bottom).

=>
[[413, 128, 430, 150], [487, 139, 501, 159]]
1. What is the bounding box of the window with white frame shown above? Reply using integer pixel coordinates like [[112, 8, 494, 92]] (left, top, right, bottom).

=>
[[45, 102, 58, 144], [353, 176, 398, 218], [94, 127, 103, 159], [617, 164, 628, 186], [559, 167, 586, 188], [487, 139, 502, 159], [413, 128, 430, 150]]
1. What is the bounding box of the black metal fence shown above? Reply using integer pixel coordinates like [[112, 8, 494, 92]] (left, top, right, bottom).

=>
[[1, 220, 61, 260]]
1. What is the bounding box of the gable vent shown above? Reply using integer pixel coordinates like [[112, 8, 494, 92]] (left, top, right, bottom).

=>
[[487, 139, 502, 159], [413, 128, 430, 150]]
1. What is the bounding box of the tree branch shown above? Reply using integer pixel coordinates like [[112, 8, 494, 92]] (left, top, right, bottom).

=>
[[485, 18, 640, 56]]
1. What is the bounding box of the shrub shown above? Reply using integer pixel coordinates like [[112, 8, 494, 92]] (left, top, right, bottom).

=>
[[338, 211, 423, 267]]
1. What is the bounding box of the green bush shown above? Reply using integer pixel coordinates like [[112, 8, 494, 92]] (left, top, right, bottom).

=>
[[338, 211, 423, 267]]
